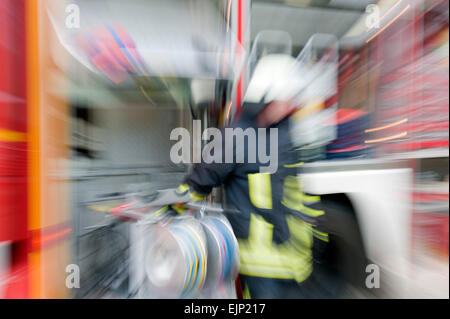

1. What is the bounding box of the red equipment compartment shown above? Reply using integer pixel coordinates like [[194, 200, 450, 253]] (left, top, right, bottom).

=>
[[0, 177, 27, 242], [0, 0, 28, 242]]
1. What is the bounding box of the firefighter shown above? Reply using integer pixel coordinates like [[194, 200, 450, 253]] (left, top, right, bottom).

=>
[[179, 54, 329, 298]]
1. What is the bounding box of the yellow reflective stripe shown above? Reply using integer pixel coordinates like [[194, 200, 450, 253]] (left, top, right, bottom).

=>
[[284, 192, 320, 204], [239, 249, 297, 266], [286, 216, 313, 249], [239, 254, 309, 269], [313, 233, 329, 242], [290, 238, 311, 254], [177, 184, 206, 201], [239, 257, 312, 282], [238, 270, 311, 282], [239, 269, 293, 279], [243, 283, 251, 299], [240, 268, 294, 279], [311, 227, 329, 242], [172, 205, 185, 214], [238, 213, 313, 283], [287, 192, 321, 203], [154, 205, 169, 216], [283, 161, 304, 168], [282, 176, 324, 216], [190, 192, 206, 201], [239, 253, 309, 271], [248, 214, 273, 247], [304, 193, 321, 202], [281, 198, 296, 211], [242, 246, 312, 265], [283, 176, 320, 203], [248, 173, 272, 209], [177, 183, 190, 193], [300, 203, 325, 217], [311, 227, 328, 238], [295, 264, 313, 283], [282, 199, 325, 217]]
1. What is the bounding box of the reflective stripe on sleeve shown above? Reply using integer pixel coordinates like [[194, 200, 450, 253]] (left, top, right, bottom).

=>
[[248, 173, 273, 209]]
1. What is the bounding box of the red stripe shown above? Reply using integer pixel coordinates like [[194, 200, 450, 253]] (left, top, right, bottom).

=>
[[383, 140, 449, 151], [413, 192, 449, 202], [29, 222, 72, 252]]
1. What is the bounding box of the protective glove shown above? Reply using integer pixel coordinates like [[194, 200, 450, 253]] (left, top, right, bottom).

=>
[[172, 183, 207, 214]]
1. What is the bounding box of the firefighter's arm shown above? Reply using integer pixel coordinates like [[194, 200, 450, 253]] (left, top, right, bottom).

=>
[[294, 197, 329, 264], [171, 163, 234, 215], [281, 174, 329, 263], [183, 161, 235, 198], [180, 122, 239, 199]]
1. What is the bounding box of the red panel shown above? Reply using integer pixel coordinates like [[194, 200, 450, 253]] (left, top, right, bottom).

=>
[[1, 241, 29, 298], [0, 177, 28, 242], [0, 142, 27, 176], [0, 0, 28, 242], [413, 212, 449, 256], [0, 0, 27, 132]]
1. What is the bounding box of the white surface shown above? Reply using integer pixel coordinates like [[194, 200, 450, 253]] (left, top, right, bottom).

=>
[[300, 168, 413, 297], [406, 254, 449, 299]]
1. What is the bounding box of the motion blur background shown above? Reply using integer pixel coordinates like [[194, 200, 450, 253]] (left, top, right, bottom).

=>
[[0, 0, 448, 298]]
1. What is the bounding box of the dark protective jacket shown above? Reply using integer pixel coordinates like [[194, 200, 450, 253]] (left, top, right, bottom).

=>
[[184, 108, 328, 282]]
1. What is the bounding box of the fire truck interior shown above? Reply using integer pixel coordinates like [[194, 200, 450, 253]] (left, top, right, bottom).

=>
[[0, 0, 448, 299]]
